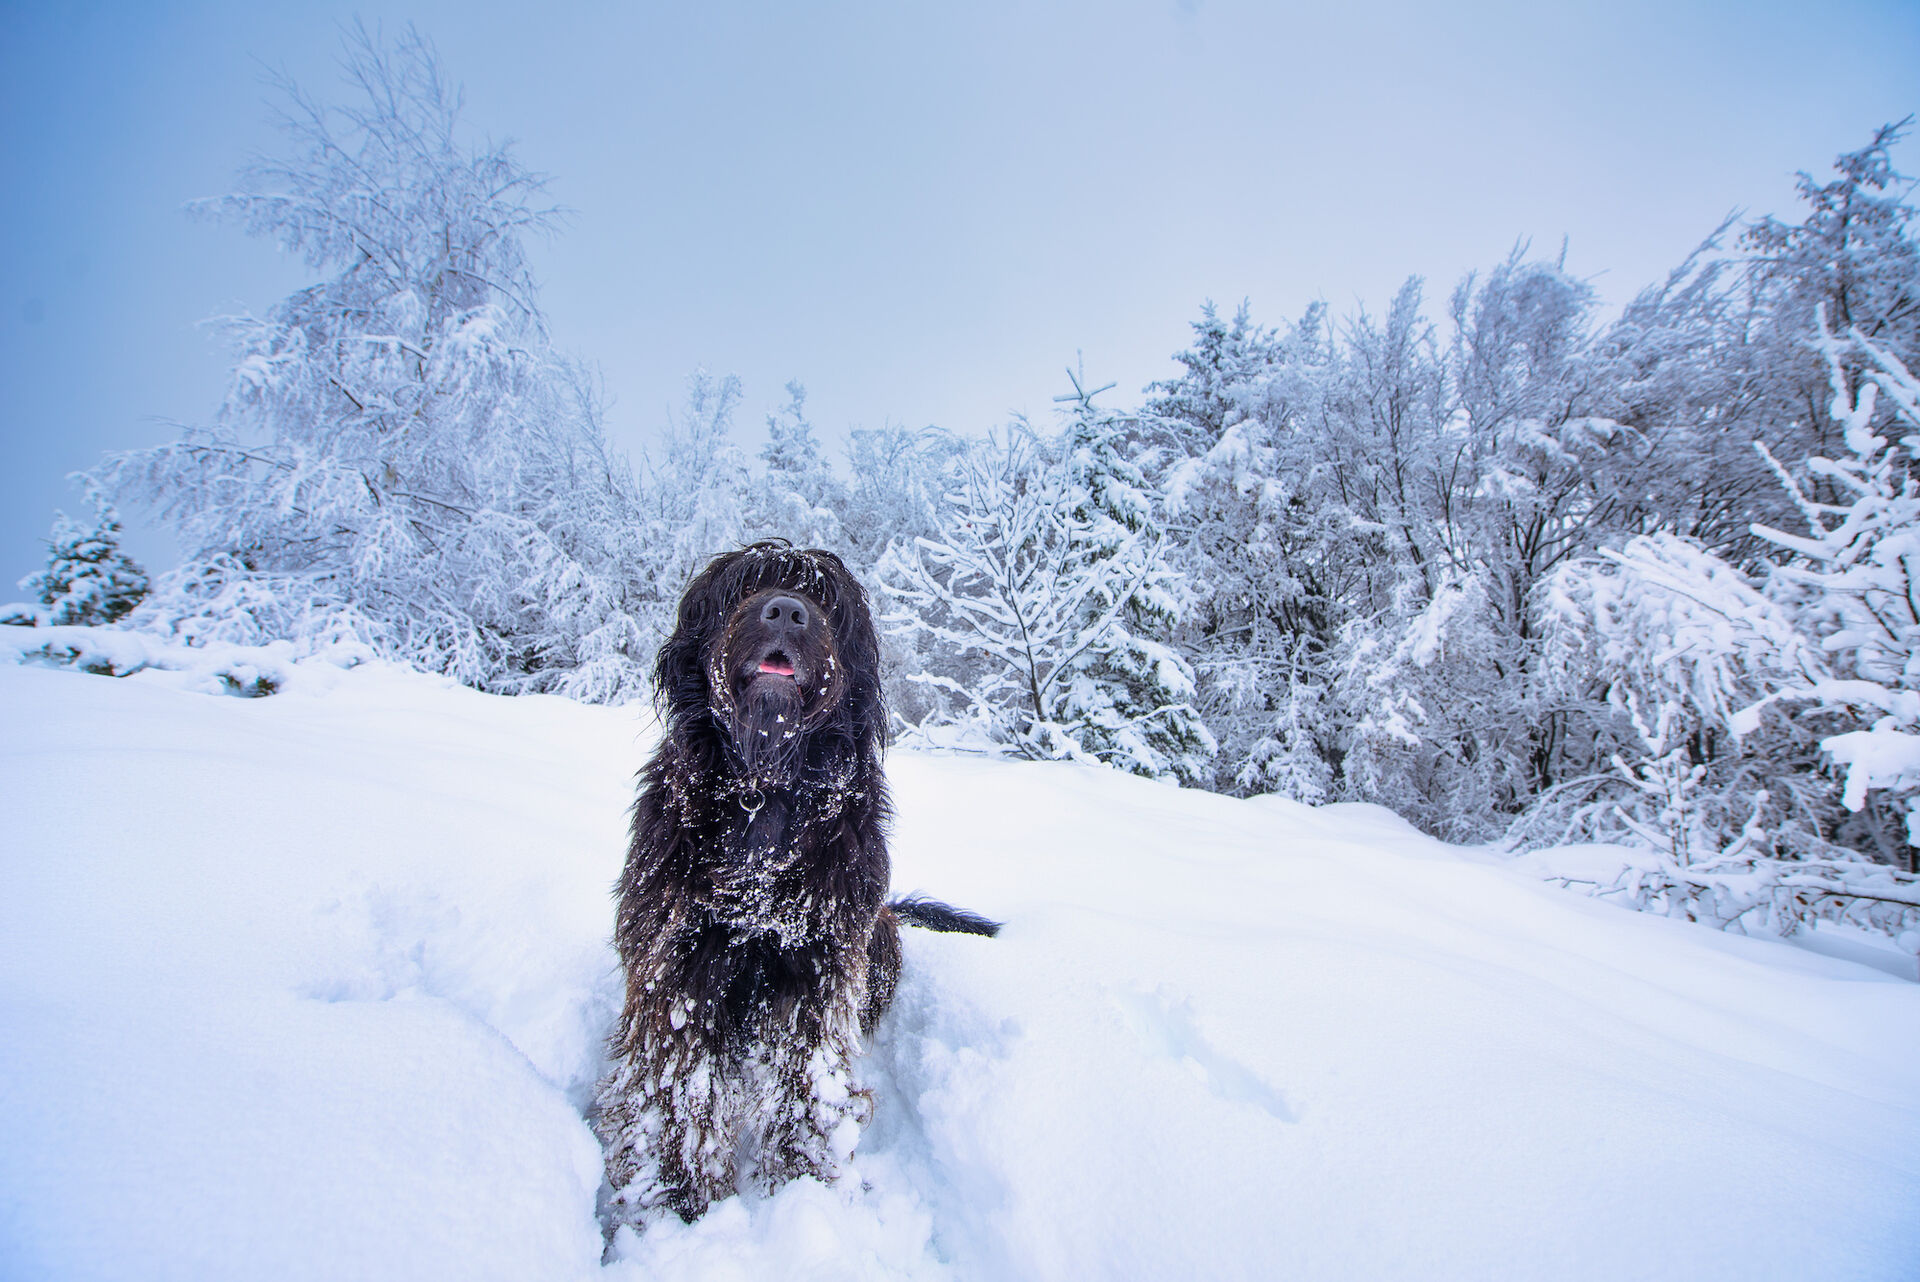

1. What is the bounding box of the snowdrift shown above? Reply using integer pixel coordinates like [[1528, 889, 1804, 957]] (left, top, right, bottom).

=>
[[2, 645, 1917, 1281]]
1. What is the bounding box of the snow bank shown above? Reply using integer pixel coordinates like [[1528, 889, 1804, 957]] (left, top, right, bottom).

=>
[[0, 622, 371, 697], [3, 656, 1917, 1281]]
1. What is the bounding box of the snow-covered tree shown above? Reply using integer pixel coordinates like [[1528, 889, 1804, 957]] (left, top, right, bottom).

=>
[[1532, 532, 1829, 859], [1055, 374, 1214, 784], [751, 380, 844, 552], [1333, 571, 1540, 836], [877, 427, 1087, 756], [631, 370, 755, 630], [1516, 323, 1920, 943], [877, 424, 1209, 781], [1745, 122, 1919, 372], [19, 481, 149, 626], [98, 25, 652, 700], [1530, 526, 1919, 939], [1144, 300, 1283, 453], [1153, 301, 1346, 797], [1320, 280, 1444, 611], [1742, 322, 1920, 867], [836, 424, 960, 574]]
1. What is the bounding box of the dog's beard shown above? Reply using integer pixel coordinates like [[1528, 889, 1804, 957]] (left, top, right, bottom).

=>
[[729, 676, 808, 787]]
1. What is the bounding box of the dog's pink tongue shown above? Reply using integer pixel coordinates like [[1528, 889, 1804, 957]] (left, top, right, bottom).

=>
[[759, 659, 795, 676]]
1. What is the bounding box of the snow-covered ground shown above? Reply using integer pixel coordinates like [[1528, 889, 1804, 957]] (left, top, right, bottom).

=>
[[3, 643, 1918, 1281]]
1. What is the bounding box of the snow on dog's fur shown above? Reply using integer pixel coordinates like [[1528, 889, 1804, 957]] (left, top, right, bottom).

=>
[[594, 540, 995, 1230]]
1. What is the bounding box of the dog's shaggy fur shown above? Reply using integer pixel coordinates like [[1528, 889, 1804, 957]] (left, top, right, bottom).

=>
[[594, 541, 994, 1228]]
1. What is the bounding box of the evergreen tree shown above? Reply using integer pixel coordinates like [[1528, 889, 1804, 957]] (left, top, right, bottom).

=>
[[752, 380, 844, 552], [1056, 371, 1214, 785], [1143, 300, 1281, 453], [1153, 299, 1346, 797], [633, 370, 755, 635], [20, 483, 149, 626]]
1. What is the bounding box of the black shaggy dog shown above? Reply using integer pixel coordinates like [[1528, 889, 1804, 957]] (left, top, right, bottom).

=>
[[594, 540, 996, 1228]]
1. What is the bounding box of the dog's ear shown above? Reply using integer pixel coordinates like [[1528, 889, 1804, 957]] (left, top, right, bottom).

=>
[[654, 551, 736, 734], [813, 550, 888, 753]]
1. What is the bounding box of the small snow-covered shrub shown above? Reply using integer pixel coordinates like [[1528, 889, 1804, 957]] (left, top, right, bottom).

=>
[[1563, 847, 1920, 945], [19, 483, 148, 627]]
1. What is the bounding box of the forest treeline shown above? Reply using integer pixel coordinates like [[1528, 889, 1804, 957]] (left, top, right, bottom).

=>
[[16, 31, 1920, 944]]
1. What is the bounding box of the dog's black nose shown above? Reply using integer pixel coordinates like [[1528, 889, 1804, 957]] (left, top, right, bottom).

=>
[[760, 595, 810, 631]]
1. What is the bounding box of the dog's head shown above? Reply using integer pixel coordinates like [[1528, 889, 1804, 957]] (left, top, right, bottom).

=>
[[655, 540, 885, 784]]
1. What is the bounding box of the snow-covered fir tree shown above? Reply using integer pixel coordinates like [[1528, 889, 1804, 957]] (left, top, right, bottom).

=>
[[632, 370, 755, 630], [752, 381, 845, 553], [19, 482, 149, 626], [1142, 300, 1283, 455], [1054, 372, 1214, 785], [1153, 298, 1346, 799]]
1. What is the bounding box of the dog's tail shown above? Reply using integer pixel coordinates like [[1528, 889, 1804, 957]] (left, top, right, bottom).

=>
[[889, 894, 1001, 937]]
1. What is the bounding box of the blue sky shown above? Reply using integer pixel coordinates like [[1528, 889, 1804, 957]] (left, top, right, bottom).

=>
[[2, 0, 1917, 580]]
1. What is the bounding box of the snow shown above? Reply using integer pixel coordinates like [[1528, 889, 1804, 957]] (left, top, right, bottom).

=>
[[4, 649, 1919, 1281], [1825, 723, 1920, 811]]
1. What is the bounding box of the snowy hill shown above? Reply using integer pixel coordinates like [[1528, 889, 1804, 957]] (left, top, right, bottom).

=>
[[3, 649, 1917, 1282]]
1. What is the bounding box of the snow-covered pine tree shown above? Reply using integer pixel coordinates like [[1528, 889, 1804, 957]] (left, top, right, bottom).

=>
[[1143, 300, 1283, 454], [1055, 370, 1214, 785], [97, 25, 652, 700], [630, 370, 756, 642], [19, 482, 149, 626], [752, 380, 845, 553], [1151, 299, 1344, 798]]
